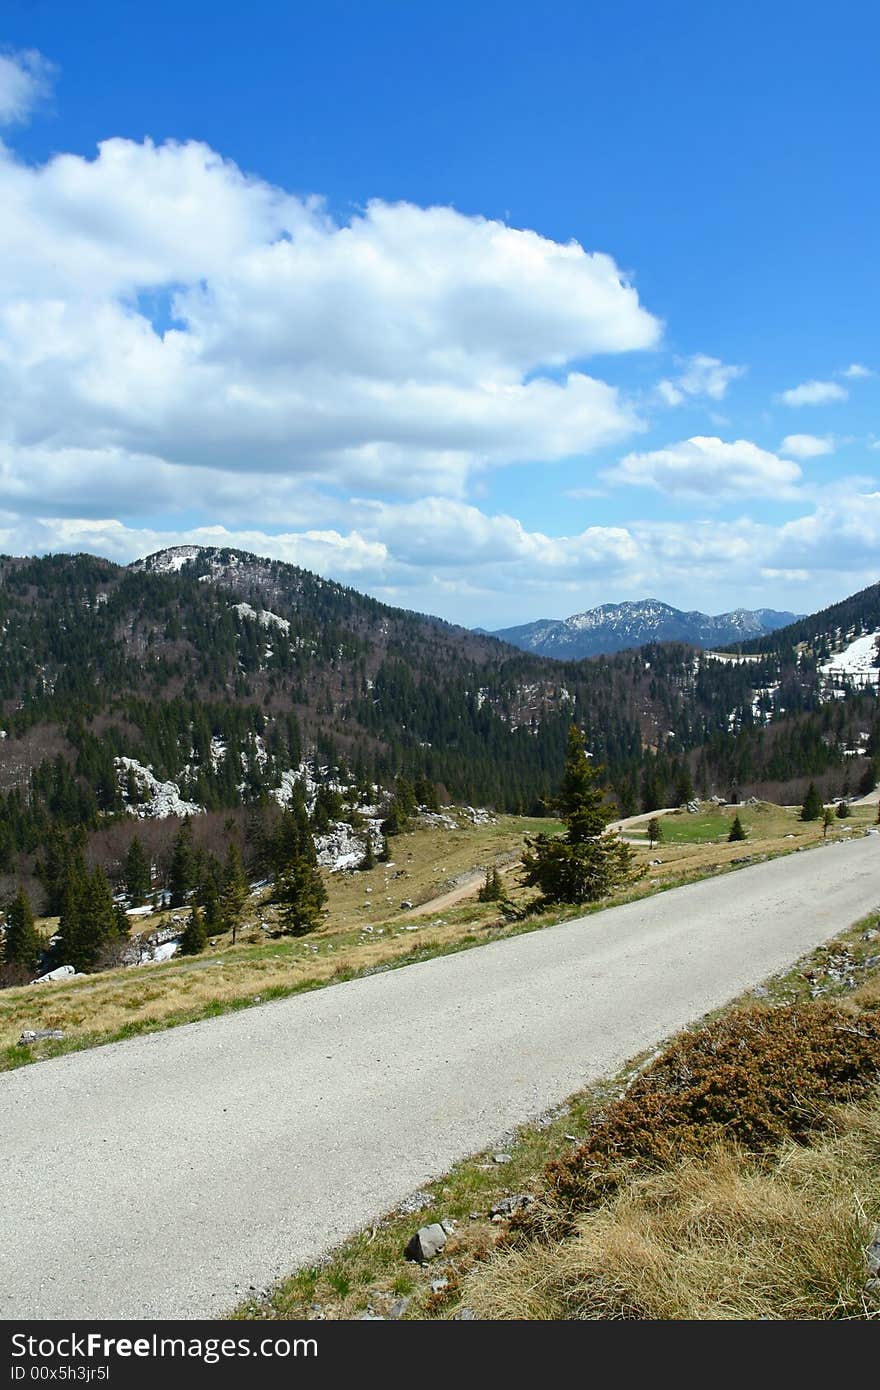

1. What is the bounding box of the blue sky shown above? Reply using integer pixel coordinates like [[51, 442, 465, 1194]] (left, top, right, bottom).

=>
[[0, 0, 878, 625]]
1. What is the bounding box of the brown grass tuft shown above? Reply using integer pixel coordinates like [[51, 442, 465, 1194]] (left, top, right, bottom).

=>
[[465, 1095, 880, 1320]]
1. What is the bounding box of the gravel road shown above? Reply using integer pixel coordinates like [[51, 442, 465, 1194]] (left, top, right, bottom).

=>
[[1, 834, 877, 1320]]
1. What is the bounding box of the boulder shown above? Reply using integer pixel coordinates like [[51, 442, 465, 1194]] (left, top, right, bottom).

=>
[[405, 1222, 448, 1263], [18, 1029, 66, 1045]]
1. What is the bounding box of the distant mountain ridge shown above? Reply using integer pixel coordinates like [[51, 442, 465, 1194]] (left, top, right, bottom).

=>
[[490, 599, 799, 660]]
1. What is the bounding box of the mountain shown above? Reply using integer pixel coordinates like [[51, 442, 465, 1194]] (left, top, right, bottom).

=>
[[0, 546, 876, 908], [490, 600, 799, 660]]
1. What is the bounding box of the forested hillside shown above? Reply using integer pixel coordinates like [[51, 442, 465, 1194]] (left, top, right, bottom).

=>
[[0, 546, 876, 911]]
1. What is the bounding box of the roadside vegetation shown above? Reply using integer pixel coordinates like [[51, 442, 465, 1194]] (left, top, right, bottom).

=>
[[235, 913, 880, 1321]]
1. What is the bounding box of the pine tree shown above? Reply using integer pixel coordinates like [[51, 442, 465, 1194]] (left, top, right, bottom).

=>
[[179, 904, 208, 955], [521, 725, 638, 905], [124, 836, 151, 906], [169, 817, 195, 907], [4, 887, 40, 973], [477, 866, 504, 902], [57, 859, 116, 971], [823, 807, 835, 838], [800, 782, 824, 821], [728, 814, 746, 842], [647, 816, 662, 848], [836, 799, 851, 818], [276, 855, 327, 936], [220, 842, 248, 941], [359, 836, 375, 872]]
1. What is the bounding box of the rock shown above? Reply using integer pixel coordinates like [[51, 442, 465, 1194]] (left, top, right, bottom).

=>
[[389, 1297, 411, 1319], [492, 1152, 512, 1164], [454, 1307, 476, 1320], [358, 1312, 384, 1320], [405, 1223, 447, 1263], [440, 1217, 456, 1234], [864, 928, 878, 941], [490, 1194, 533, 1220], [752, 985, 769, 998], [430, 1277, 449, 1294], [866, 1226, 880, 1277], [32, 964, 77, 984], [18, 1029, 66, 1045], [686, 799, 700, 814], [400, 900, 414, 909]]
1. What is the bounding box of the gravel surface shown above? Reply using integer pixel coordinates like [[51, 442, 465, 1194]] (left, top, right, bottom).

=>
[[1, 835, 877, 1320]]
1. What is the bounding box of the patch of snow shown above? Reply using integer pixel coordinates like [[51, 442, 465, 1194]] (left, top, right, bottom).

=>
[[149, 941, 179, 963], [232, 601, 290, 634], [819, 631, 880, 688], [125, 904, 154, 918]]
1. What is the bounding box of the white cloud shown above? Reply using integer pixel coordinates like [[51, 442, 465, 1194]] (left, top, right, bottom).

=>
[[0, 136, 660, 507], [8, 487, 880, 628], [604, 436, 802, 499], [779, 380, 848, 406], [0, 49, 55, 125], [779, 433, 836, 459], [656, 353, 746, 407], [840, 363, 872, 379]]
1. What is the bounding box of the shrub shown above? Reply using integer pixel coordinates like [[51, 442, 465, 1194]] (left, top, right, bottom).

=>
[[534, 1003, 880, 1226]]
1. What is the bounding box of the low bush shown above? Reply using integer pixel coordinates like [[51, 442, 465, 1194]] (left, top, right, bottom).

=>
[[531, 1002, 880, 1227]]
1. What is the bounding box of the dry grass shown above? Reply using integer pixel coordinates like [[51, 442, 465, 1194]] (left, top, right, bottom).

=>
[[464, 1097, 880, 1320]]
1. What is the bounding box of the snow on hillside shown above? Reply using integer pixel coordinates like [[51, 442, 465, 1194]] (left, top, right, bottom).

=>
[[131, 545, 205, 573], [116, 757, 204, 818], [231, 602, 291, 633], [818, 631, 880, 689]]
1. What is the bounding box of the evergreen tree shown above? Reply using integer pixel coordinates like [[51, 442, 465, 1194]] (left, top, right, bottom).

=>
[[477, 866, 504, 902], [800, 782, 824, 821], [57, 859, 116, 970], [521, 725, 638, 905], [276, 854, 327, 936], [674, 769, 695, 805], [836, 799, 851, 818], [4, 887, 40, 973], [169, 817, 195, 907], [179, 904, 208, 956], [728, 814, 746, 842], [219, 842, 248, 941], [359, 835, 375, 872], [124, 836, 150, 906], [647, 816, 663, 848], [823, 807, 835, 838]]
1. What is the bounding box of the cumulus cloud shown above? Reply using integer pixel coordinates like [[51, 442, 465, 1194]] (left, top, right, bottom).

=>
[[778, 380, 848, 406], [603, 436, 802, 499], [0, 48, 55, 125], [839, 363, 872, 379], [8, 487, 880, 627], [656, 353, 746, 407], [779, 433, 836, 459], [0, 136, 660, 507]]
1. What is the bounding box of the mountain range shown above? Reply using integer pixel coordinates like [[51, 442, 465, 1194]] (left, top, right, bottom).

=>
[[489, 600, 799, 660], [0, 545, 876, 902]]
